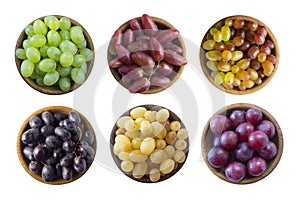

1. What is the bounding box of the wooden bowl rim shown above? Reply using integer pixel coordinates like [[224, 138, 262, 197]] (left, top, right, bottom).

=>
[[110, 104, 189, 183], [199, 15, 280, 95], [201, 103, 283, 184], [17, 105, 97, 185], [15, 15, 95, 95], [108, 15, 186, 94]]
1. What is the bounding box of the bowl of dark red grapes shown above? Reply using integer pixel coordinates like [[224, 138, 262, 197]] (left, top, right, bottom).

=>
[[17, 106, 96, 184], [201, 103, 283, 184], [200, 15, 279, 94], [107, 14, 187, 94]]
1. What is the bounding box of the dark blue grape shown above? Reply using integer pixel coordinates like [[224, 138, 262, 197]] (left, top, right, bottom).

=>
[[46, 156, 59, 165], [40, 125, 55, 137], [68, 110, 81, 125], [73, 156, 86, 173], [21, 128, 39, 145], [54, 113, 68, 123], [82, 145, 95, 164], [60, 153, 74, 167], [41, 111, 55, 126], [54, 126, 71, 141], [33, 145, 48, 162], [53, 148, 64, 160], [41, 165, 56, 182], [45, 135, 62, 148], [29, 161, 43, 175], [56, 163, 62, 177], [62, 119, 76, 132], [82, 131, 94, 145], [62, 140, 74, 152], [23, 146, 35, 161], [29, 116, 43, 128], [62, 166, 73, 180]]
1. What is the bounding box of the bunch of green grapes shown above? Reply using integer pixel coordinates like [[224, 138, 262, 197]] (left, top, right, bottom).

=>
[[16, 16, 93, 92]]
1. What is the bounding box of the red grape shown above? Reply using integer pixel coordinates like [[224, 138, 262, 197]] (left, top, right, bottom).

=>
[[234, 142, 254, 162], [235, 122, 254, 142], [210, 115, 232, 136], [229, 110, 246, 128], [247, 156, 267, 176], [246, 108, 263, 125], [225, 161, 246, 182], [258, 141, 277, 160], [248, 130, 269, 150], [207, 147, 230, 168], [220, 131, 238, 150], [257, 120, 275, 139]]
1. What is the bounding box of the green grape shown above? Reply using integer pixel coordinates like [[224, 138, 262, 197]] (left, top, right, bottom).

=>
[[210, 28, 218, 35], [30, 34, 47, 47], [224, 72, 234, 85], [26, 47, 41, 63], [206, 61, 218, 71], [236, 59, 250, 70], [213, 30, 222, 43], [59, 77, 71, 91], [20, 59, 34, 77], [33, 19, 47, 35], [25, 25, 35, 37], [221, 25, 231, 42], [59, 17, 71, 30], [202, 40, 215, 51], [58, 66, 72, 77], [47, 46, 62, 61], [43, 71, 59, 86], [214, 72, 225, 85], [59, 40, 77, 55], [80, 63, 87, 74], [72, 26, 83, 32], [60, 52, 74, 67], [60, 30, 70, 40], [80, 48, 93, 61], [47, 16, 60, 30], [77, 39, 87, 49], [30, 70, 38, 79], [206, 50, 222, 61], [35, 64, 46, 76], [36, 76, 45, 86], [71, 68, 85, 85], [23, 39, 31, 49], [72, 54, 86, 68], [39, 58, 56, 72], [44, 16, 54, 26], [70, 27, 85, 45], [231, 51, 243, 61], [39, 45, 49, 58], [16, 48, 27, 59], [47, 30, 61, 47]]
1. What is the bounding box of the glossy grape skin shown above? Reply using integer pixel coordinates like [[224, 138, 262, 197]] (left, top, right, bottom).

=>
[[21, 128, 39, 145], [247, 156, 267, 177], [225, 161, 246, 182], [220, 131, 238, 150], [29, 161, 43, 175], [41, 111, 55, 126], [45, 135, 62, 148], [62, 166, 73, 180], [246, 108, 263, 125], [33, 145, 48, 162], [234, 142, 254, 162], [73, 156, 87, 173], [40, 125, 55, 137], [62, 140, 75, 152], [229, 110, 246, 128], [23, 146, 35, 161], [21, 59, 34, 77], [207, 147, 230, 168], [29, 116, 43, 129], [82, 131, 94, 145], [68, 110, 81, 125], [258, 141, 277, 160], [235, 122, 254, 142], [248, 130, 269, 150], [55, 126, 71, 141], [257, 120, 275, 139], [60, 153, 74, 167], [210, 115, 232, 136]]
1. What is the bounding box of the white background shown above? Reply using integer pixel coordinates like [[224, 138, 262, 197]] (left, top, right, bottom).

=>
[[1, 0, 298, 202]]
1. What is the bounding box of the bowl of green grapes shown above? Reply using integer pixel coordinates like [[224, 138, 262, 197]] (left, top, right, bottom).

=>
[[15, 15, 94, 95]]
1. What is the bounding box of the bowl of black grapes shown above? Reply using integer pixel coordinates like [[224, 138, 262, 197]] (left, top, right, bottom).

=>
[[17, 106, 96, 184], [201, 103, 283, 184]]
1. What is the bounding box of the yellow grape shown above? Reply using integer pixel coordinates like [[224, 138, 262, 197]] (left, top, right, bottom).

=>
[[124, 119, 138, 133], [206, 61, 218, 71], [177, 128, 188, 140], [164, 145, 175, 158], [221, 50, 232, 61], [213, 30, 223, 42], [202, 40, 216, 51], [214, 72, 225, 85], [118, 151, 129, 161], [174, 150, 186, 163], [117, 116, 131, 128], [242, 80, 255, 88], [150, 149, 167, 164], [131, 137, 142, 150], [247, 68, 258, 80], [130, 107, 147, 119], [170, 121, 181, 131], [121, 160, 134, 172], [258, 52, 267, 63], [236, 70, 250, 81], [144, 111, 156, 122], [151, 121, 165, 137], [140, 137, 155, 155], [231, 65, 239, 74], [224, 72, 234, 85], [221, 25, 231, 42], [149, 168, 161, 182], [133, 162, 148, 179], [128, 150, 148, 162], [236, 59, 250, 70], [206, 50, 222, 61], [175, 140, 187, 150], [160, 159, 175, 174], [140, 120, 152, 136], [262, 60, 274, 76], [165, 131, 177, 145], [156, 108, 170, 123], [115, 134, 131, 152], [231, 50, 243, 61], [156, 139, 167, 149]]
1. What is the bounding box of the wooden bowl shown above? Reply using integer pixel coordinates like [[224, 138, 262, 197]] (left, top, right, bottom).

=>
[[201, 103, 283, 184], [15, 15, 95, 95], [107, 16, 186, 94], [199, 15, 280, 95], [110, 104, 189, 183], [17, 106, 97, 185]]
